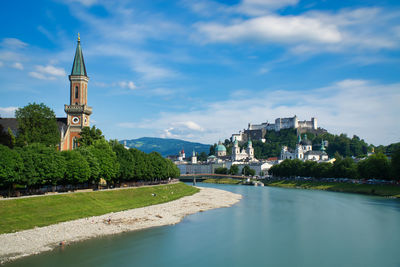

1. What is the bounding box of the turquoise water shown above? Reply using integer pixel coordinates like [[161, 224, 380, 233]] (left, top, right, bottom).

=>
[[6, 184, 400, 267]]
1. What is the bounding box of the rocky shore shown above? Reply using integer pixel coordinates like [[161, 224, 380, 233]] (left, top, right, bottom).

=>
[[0, 187, 241, 264]]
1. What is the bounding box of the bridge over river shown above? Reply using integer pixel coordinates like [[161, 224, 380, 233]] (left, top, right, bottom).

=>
[[179, 173, 246, 182]]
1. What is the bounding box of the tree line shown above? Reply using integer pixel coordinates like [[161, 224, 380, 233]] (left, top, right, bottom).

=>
[[214, 165, 256, 176], [269, 151, 400, 181], [0, 103, 180, 192]]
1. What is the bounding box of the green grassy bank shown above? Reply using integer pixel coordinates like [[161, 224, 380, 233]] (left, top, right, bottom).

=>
[[0, 183, 199, 234], [203, 178, 243, 185], [263, 180, 400, 198]]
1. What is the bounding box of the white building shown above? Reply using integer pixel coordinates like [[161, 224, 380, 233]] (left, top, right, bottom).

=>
[[280, 135, 328, 162], [232, 139, 255, 161]]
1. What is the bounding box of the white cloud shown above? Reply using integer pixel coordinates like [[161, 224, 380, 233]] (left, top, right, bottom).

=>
[[0, 106, 18, 117], [12, 62, 24, 70], [196, 15, 342, 44], [29, 65, 66, 80], [0, 61, 3, 67], [195, 7, 400, 54], [118, 81, 136, 90], [1, 38, 28, 48], [63, 0, 98, 6], [131, 79, 400, 146], [160, 121, 204, 139], [236, 0, 299, 15]]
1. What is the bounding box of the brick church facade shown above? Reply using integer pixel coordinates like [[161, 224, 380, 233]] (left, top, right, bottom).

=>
[[60, 35, 92, 150], [0, 36, 92, 151]]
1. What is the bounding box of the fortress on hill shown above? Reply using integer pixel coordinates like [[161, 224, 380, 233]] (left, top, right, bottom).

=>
[[231, 115, 326, 143]]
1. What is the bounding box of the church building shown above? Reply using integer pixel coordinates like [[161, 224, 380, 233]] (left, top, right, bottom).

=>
[[60, 35, 92, 150], [0, 35, 92, 151]]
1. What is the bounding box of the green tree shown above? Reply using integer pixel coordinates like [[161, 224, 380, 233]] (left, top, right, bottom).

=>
[[391, 147, 400, 180], [76, 147, 100, 183], [0, 125, 16, 148], [198, 152, 208, 162], [358, 153, 391, 180], [61, 150, 91, 184], [0, 144, 23, 191], [110, 140, 135, 182], [229, 164, 239, 175], [17, 143, 66, 186], [242, 165, 256, 176], [87, 139, 119, 184], [215, 167, 228, 175], [77, 126, 104, 147], [15, 103, 60, 147]]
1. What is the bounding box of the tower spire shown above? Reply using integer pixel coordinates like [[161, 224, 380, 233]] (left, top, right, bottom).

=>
[[71, 34, 87, 76]]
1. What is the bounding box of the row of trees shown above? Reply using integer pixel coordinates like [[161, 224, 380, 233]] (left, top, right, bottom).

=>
[[0, 103, 180, 191], [0, 138, 180, 191], [269, 151, 400, 180], [214, 165, 256, 176]]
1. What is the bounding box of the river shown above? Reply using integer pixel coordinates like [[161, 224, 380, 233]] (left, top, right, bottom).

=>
[[6, 183, 400, 267]]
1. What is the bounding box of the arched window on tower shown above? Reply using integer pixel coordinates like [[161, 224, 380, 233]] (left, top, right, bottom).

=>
[[75, 86, 79, 99]]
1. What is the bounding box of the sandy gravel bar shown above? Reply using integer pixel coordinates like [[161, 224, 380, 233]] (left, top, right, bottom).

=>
[[0, 187, 241, 264]]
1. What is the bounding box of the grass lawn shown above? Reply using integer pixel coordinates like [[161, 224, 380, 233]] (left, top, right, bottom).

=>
[[263, 180, 400, 198], [0, 182, 199, 234], [203, 178, 243, 185]]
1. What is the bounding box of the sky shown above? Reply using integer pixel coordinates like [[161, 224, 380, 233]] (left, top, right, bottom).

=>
[[0, 0, 399, 146]]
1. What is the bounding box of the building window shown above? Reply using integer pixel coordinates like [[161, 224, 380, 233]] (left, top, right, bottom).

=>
[[75, 86, 79, 99], [73, 138, 78, 149]]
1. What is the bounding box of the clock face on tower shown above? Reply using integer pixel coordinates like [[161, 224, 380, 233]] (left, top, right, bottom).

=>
[[72, 116, 80, 124]]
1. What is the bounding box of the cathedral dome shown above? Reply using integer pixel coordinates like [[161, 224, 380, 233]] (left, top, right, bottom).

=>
[[216, 142, 226, 152]]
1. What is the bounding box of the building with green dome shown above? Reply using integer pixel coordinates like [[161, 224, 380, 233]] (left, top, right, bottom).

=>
[[216, 141, 227, 157]]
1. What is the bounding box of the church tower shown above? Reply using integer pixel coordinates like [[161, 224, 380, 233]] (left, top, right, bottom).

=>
[[62, 34, 92, 150]]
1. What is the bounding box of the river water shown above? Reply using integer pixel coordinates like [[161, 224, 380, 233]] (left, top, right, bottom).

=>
[[6, 183, 400, 267]]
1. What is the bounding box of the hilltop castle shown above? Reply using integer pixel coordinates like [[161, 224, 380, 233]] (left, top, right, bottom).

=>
[[231, 115, 325, 143]]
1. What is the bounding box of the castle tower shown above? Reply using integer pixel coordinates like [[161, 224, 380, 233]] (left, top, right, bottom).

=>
[[62, 34, 92, 150]]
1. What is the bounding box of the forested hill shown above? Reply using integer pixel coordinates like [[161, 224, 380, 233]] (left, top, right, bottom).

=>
[[120, 137, 210, 157]]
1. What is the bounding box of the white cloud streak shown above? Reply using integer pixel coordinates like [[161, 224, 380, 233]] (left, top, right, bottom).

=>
[[29, 65, 66, 80], [12, 62, 23, 70], [0, 106, 18, 117]]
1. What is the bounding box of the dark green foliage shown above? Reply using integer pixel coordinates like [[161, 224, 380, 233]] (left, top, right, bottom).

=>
[[332, 156, 358, 179], [198, 152, 208, 161], [215, 167, 228, 174], [229, 164, 239, 175], [61, 150, 91, 184], [0, 144, 23, 188], [15, 103, 60, 147], [209, 144, 216, 156], [270, 152, 394, 180], [76, 147, 100, 183], [77, 126, 104, 147], [242, 165, 256, 176], [358, 153, 391, 180], [87, 139, 119, 183], [0, 125, 15, 148], [391, 147, 400, 180], [17, 143, 66, 186]]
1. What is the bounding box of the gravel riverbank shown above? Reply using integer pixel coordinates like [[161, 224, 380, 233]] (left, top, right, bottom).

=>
[[0, 187, 241, 264]]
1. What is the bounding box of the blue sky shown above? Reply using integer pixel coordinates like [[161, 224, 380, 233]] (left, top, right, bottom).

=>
[[0, 0, 399, 146]]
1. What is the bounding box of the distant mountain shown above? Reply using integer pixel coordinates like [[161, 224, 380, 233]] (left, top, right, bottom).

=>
[[120, 137, 211, 157]]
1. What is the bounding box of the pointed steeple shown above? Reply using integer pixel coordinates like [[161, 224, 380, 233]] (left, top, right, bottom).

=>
[[71, 33, 87, 76]]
